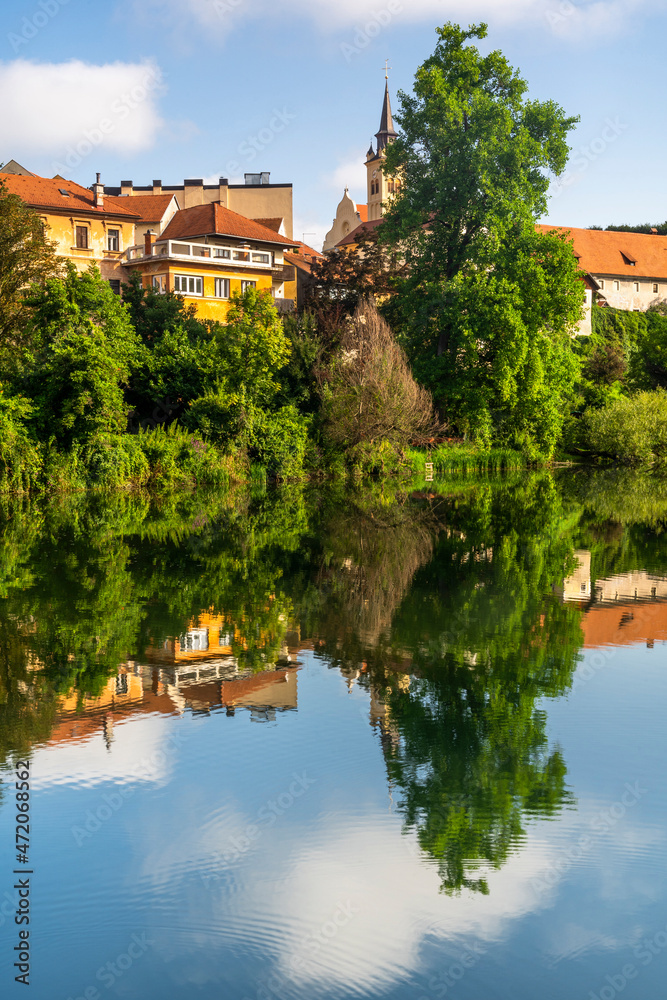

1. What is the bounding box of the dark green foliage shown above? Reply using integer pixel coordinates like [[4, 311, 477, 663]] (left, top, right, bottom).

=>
[[379, 24, 582, 453]]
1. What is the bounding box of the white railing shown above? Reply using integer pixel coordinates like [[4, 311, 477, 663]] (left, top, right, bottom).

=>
[[125, 240, 276, 268]]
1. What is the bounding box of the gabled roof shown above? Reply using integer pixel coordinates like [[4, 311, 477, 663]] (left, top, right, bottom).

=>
[[252, 217, 285, 234], [335, 218, 383, 247], [1, 159, 35, 176], [536, 225, 667, 280], [161, 202, 299, 247], [105, 193, 178, 222], [284, 241, 324, 274], [0, 172, 140, 218]]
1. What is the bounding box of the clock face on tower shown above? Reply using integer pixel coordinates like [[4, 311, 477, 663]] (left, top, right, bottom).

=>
[[372, 170, 377, 178]]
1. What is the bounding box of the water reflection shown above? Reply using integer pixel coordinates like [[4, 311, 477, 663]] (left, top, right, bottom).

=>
[[1, 471, 667, 900]]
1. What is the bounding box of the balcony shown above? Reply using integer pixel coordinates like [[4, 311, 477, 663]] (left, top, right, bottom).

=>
[[125, 239, 276, 270]]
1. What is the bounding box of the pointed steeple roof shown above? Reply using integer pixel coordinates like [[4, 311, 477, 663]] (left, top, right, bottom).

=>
[[375, 81, 397, 153]]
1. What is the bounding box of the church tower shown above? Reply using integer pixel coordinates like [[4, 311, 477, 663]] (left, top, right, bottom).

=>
[[365, 76, 398, 222]]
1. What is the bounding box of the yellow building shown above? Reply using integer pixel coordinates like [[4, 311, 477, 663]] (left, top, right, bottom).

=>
[[123, 201, 299, 321], [0, 171, 139, 292]]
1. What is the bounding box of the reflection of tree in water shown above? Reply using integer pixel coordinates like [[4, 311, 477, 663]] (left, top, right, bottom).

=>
[[300, 494, 440, 656], [316, 476, 585, 894]]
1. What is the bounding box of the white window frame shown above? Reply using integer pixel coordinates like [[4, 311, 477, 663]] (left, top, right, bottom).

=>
[[152, 275, 167, 294], [174, 274, 203, 296], [241, 280, 257, 293], [179, 628, 209, 652], [107, 228, 120, 252], [214, 277, 230, 298]]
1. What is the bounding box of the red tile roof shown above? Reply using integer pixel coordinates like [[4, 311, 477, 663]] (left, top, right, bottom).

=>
[[105, 193, 177, 222], [284, 241, 323, 274], [252, 217, 284, 233], [356, 204, 368, 223], [335, 217, 384, 247], [536, 225, 667, 280], [0, 172, 140, 218], [161, 203, 299, 247]]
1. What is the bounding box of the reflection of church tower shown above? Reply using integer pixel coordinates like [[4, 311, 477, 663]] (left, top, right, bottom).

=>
[[365, 78, 399, 222]]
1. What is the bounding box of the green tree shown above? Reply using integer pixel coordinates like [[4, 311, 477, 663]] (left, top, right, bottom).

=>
[[23, 265, 143, 446], [0, 179, 62, 351], [380, 23, 583, 451]]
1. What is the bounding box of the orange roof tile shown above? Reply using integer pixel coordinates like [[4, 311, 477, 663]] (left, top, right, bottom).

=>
[[0, 172, 140, 218], [335, 217, 383, 247], [161, 203, 299, 247], [536, 224, 667, 280], [284, 240, 324, 274], [105, 193, 177, 222], [252, 217, 284, 233], [357, 204, 368, 223]]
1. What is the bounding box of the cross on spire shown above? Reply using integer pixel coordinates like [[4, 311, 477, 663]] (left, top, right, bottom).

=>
[[383, 59, 391, 80]]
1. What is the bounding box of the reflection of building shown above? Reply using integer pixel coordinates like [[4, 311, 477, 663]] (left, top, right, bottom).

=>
[[562, 552, 667, 647], [47, 660, 299, 749]]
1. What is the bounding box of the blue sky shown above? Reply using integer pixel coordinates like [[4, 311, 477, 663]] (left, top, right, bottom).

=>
[[0, 0, 665, 248]]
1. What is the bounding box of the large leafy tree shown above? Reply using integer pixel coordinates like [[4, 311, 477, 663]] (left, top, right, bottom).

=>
[[22, 264, 144, 446], [381, 23, 584, 452], [0, 179, 62, 350]]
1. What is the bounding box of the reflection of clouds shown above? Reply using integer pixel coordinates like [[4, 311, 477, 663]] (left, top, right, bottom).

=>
[[29, 715, 180, 789]]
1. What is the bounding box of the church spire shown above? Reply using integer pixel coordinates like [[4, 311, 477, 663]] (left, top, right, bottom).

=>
[[375, 78, 397, 154]]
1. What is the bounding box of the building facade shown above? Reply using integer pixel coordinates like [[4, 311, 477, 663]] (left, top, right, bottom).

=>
[[105, 173, 294, 239], [122, 201, 298, 321], [0, 171, 139, 290]]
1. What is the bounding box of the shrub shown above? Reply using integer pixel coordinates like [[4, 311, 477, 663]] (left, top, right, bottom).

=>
[[581, 390, 667, 463], [0, 390, 42, 493], [137, 423, 234, 490], [83, 434, 150, 489], [247, 404, 311, 480], [318, 300, 438, 453]]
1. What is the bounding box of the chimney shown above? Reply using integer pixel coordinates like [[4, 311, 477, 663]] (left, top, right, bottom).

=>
[[218, 176, 228, 207], [153, 179, 162, 195], [120, 179, 133, 196], [144, 229, 157, 256], [93, 172, 104, 208]]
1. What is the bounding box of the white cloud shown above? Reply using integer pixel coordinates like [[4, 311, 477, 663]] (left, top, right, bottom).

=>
[[123, 0, 657, 41], [0, 59, 165, 166]]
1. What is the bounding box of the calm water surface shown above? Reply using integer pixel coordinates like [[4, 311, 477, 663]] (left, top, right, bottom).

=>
[[0, 470, 666, 1000]]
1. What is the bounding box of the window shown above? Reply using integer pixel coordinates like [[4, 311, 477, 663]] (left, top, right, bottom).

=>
[[107, 228, 120, 252], [174, 274, 203, 296], [613, 280, 620, 291], [252, 252, 271, 264], [634, 282, 640, 293], [598, 279, 605, 290], [219, 629, 233, 646], [108, 279, 121, 296], [75, 225, 89, 249], [214, 277, 230, 298], [654, 283, 659, 294], [152, 275, 166, 293], [179, 629, 209, 652], [241, 280, 256, 293], [213, 248, 230, 259], [115, 673, 128, 695]]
